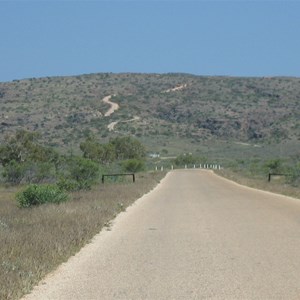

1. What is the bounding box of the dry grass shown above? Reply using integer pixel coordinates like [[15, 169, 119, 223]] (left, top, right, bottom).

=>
[[0, 172, 165, 300], [216, 169, 300, 200]]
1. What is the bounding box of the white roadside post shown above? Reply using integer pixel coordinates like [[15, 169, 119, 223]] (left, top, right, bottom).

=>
[[155, 166, 158, 171], [161, 166, 164, 171], [185, 164, 187, 169]]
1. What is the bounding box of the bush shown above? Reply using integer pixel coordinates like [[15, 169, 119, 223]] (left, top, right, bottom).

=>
[[110, 136, 146, 160], [57, 157, 100, 190], [67, 157, 100, 184], [286, 163, 300, 187], [16, 184, 69, 208], [56, 178, 92, 191], [173, 154, 201, 167], [56, 178, 81, 192], [2, 160, 27, 184], [264, 159, 283, 174], [2, 160, 57, 184], [122, 159, 145, 173]]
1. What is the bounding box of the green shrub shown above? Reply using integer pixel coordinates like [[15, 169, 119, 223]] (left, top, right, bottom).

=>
[[264, 159, 283, 174], [56, 178, 92, 191], [110, 136, 146, 160], [173, 154, 201, 167], [286, 163, 300, 186], [56, 178, 81, 191], [122, 159, 145, 173], [67, 157, 100, 184], [16, 184, 69, 208], [2, 160, 57, 184], [2, 160, 27, 184], [57, 157, 100, 190]]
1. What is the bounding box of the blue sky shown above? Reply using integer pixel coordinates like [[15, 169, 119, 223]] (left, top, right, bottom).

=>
[[1, 1, 300, 82]]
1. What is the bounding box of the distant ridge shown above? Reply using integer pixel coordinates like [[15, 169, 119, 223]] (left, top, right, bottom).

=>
[[0, 73, 299, 159]]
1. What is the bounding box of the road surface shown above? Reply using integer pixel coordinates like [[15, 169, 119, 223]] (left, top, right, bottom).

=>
[[23, 170, 300, 299]]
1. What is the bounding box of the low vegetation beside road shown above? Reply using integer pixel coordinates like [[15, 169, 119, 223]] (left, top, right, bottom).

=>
[[216, 168, 300, 200], [0, 129, 161, 299], [0, 171, 165, 300]]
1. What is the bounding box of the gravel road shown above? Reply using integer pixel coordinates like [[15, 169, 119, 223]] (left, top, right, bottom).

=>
[[23, 170, 300, 299]]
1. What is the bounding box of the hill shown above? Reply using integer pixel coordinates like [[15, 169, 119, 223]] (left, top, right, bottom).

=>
[[0, 73, 299, 161]]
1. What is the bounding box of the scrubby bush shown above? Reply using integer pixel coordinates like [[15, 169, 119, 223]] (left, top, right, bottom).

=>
[[56, 178, 82, 192], [16, 184, 69, 207], [0, 130, 61, 184], [2, 160, 57, 184], [264, 159, 283, 174], [80, 135, 145, 163], [57, 157, 100, 190], [80, 136, 115, 164], [30, 162, 57, 183], [67, 157, 99, 183], [56, 177, 93, 191], [122, 159, 145, 173], [286, 163, 300, 186], [173, 153, 202, 167], [0, 130, 60, 166], [110, 136, 146, 160], [2, 160, 28, 184]]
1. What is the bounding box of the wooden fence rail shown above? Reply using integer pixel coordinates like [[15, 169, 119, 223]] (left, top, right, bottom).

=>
[[268, 173, 291, 182], [102, 173, 135, 183]]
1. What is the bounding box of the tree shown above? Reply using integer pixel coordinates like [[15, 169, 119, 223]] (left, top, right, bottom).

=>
[[0, 130, 60, 184], [110, 136, 146, 160], [57, 156, 100, 191], [122, 159, 145, 173], [80, 136, 146, 163], [80, 136, 115, 164], [173, 153, 199, 166], [0, 130, 59, 166]]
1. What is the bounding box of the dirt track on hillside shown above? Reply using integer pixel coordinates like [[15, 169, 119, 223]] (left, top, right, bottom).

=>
[[102, 95, 119, 117]]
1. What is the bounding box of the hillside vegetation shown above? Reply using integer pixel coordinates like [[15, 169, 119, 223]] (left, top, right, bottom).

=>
[[0, 73, 299, 161]]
